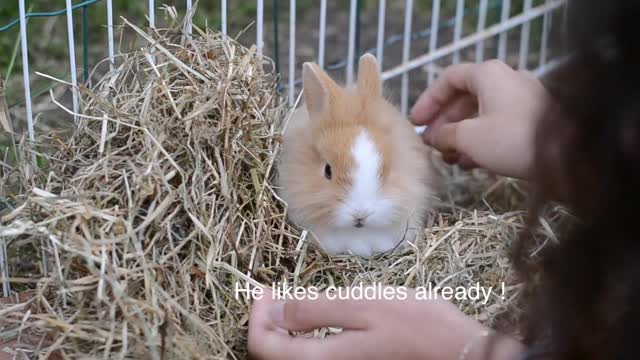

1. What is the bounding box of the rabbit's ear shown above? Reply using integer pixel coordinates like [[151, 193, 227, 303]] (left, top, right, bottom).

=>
[[302, 62, 341, 115], [357, 54, 382, 99]]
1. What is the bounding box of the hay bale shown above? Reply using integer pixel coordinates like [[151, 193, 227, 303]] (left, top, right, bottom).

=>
[[0, 15, 561, 360], [2, 18, 291, 358]]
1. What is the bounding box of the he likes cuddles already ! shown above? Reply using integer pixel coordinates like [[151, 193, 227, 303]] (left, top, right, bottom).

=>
[[277, 54, 437, 257]]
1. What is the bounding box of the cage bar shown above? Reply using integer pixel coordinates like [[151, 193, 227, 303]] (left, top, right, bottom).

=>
[[186, 0, 193, 34], [19, 0, 45, 278], [518, 0, 533, 69], [533, 56, 565, 78], [346, 0, 357, 85], [18, 0, 35, 166], [149, 0, 155, 28], [475, 0, 488, 63], [149, 0, 155, 63], [107, 0, 115, 70], [400, 0, 413, 116], [1, 241, 8, 297], [383, 0, 564, 80], [65, 0, 79, 122], [375, 0, 386, 69], [273, 0, 280, 75], [288, 0, 296, 105], [428, 0, 440, 85], [453, 0, 464, 64], [222, 0, 228, 35], [355, 0, 361, 58], [82, 7, 89, 81], [257, 0, 264, 56], [318, 0, 327, 68], [103, 0, 115, 154], [498, 0, 511, 60], [539, 0, 552, 69]]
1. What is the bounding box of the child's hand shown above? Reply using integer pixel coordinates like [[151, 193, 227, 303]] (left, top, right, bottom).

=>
[[248, 288, 524, 360], [410, 60, 551, 179]]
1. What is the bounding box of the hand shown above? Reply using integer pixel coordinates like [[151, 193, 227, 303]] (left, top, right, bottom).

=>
[[247, 287, 524, 360], [410, 60, 551, 179]]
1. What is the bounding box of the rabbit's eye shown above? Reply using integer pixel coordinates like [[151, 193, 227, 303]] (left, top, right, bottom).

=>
[[324, 164, 332, 180]]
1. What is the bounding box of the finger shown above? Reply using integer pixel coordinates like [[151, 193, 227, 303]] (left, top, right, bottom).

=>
[[248, 291, 370, 360], [518, 69, 537, 80], [249, 289, 289, 335], [429, 95, 478, 130], [249, 326, 366, 360], [410, 63, 479, 125], [441, 152, 461, 165], [440, 153, 478, 170], [272, 291, 370, 331], [424, 118, 479, 157], [423, 123, 460, 154], [457, 155, 478, 170]]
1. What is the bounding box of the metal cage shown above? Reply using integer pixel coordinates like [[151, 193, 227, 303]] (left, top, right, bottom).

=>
[[0, 0, 566, 297]]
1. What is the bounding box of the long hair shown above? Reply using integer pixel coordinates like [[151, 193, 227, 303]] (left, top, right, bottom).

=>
[[513, 0, 640, 359]]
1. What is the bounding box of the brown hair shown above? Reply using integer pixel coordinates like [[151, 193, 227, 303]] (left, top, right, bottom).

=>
[[513, 0, 640, 358]]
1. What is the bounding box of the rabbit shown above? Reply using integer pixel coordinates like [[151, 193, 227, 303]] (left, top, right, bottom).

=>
[[277, 53, 437, 257]]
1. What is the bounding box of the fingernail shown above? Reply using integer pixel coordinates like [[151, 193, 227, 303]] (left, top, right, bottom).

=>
[[269, 301, 286, 326]]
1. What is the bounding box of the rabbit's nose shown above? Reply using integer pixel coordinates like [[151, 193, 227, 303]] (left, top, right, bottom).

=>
[[353, 211, 372, 228]]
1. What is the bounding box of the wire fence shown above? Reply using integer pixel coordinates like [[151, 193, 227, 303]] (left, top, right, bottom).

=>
[[1, 1, 567, 99], [0, 0, 566, 297]]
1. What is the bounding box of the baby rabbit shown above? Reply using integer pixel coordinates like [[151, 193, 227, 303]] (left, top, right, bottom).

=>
[[277, 54, 437, 257]]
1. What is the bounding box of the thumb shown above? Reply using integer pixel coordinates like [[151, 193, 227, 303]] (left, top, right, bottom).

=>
[[270, 291, 370, 331]]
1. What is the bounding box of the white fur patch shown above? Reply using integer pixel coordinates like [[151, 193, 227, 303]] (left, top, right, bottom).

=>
[[351, 130, 382, 206], [334, 129, 393, 228]]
